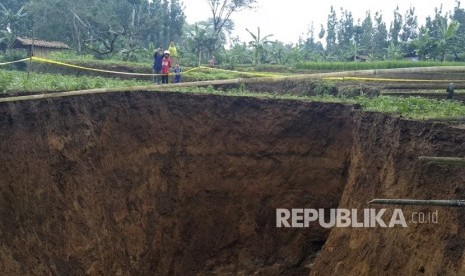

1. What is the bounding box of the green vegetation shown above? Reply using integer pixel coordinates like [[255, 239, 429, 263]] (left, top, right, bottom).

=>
[[296, 61, 465, 71], [46, 52, 152, 69], [4, 1, 465, 67], [357, 96, 465, 119], [1, 66, 465, 120], [0, 69, 148, 93], [171, 83, 465, 119]]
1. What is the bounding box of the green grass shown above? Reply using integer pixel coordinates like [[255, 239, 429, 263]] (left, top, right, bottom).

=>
[[1, 68, 465, 120], [0, 69, 148, 93], [171, 86, 465, 119], [296, 60, 465, 71], [356, 96, 465, 119], [47, 51, 151, 68], [45, 52, 284, 80]]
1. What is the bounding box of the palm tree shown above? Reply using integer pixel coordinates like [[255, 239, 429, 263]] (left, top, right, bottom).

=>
[[245, 27, 273, 65]]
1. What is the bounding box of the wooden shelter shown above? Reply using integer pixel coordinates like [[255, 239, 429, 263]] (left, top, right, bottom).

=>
[[12, 37, 70, 57]]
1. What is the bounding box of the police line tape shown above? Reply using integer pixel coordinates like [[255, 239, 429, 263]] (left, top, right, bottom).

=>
[[1, 57, 465, 82], [0, 58, 30, 66], [27, 56, 280, 78]]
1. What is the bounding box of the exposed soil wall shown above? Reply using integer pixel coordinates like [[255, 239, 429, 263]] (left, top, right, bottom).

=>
[[312, 114, 465, 275], [0, 92, 354, 275], [1, 91, 464, 275]]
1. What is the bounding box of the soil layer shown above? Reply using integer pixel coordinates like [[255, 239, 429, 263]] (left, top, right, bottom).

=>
[[0, 91, 464, 275], [0, 92, 353, 275]]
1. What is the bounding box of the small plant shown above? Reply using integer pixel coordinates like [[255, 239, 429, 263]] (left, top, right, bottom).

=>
[[0, 71, 13, 91], [312, 81, 338, 96]]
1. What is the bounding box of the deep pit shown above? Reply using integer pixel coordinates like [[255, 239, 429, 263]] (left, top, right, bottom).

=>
[[0, 91, 464, 275]]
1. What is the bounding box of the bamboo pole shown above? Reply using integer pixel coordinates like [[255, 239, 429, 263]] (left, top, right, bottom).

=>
[[5, 65, 465, 103], [425, 116, 465, 122], [369, 198, 465, 207], [418, 156, 465, 166], [382, 91, 465, 96]]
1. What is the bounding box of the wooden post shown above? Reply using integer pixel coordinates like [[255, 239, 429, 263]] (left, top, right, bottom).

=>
[[369, 199, 465, 207]]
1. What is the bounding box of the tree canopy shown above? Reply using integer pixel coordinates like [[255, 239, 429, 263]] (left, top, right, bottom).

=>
[[2, 0, 465, 64]]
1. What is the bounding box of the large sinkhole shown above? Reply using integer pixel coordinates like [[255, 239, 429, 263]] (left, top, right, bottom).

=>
[[0, 91, 357, 275]]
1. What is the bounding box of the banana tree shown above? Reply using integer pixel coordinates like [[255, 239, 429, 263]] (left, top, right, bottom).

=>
[[245, 27, 273, 65], [435, 20, 460, 62], [0, 4, 28, 47]]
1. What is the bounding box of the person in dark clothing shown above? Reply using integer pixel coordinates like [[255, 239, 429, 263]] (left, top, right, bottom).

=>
[[153, 47, 164, 84], [173, 63, 182, 83]]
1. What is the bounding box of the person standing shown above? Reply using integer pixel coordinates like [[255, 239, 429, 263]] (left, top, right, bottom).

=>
[[161, 50, 172, 84], [173, 63, 182, 83], [209, 56, 216, 67], [168, 41, 178, 65], [153, 46, 164, 84]]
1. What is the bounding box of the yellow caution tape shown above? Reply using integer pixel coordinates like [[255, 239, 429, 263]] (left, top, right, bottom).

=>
[[0, 58, 29, 66], [31, 56, 282, 78], [4, 56, 464, 83], [31, 56, 158, 76], [197, 66, 281, 78]]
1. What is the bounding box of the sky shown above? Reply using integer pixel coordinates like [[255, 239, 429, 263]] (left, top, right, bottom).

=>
[[183, 0, 458, 44]]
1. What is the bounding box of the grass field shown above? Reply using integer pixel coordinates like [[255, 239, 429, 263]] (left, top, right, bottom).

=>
[[296, 60, 465, 71], [1, 62, 465, 120]]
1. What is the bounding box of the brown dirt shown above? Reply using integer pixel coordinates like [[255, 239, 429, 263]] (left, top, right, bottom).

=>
[[311, 113, 465, 275], [0, 90, 464, 275], [0, 92, 353, 275]]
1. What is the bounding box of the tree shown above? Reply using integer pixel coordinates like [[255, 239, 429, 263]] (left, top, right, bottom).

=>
[[25, 0, 185, 58], [183, 22, 219, 65], [167, 0, 186, 42], [390, 6, 402, 45], [245, 27, 273, 65], [301, 22, 325, 61], [206, 0, 256, 37], [326, 6, 338, 56], [400, 7, 418, 42], [435, 20, 460, 61], [450, 1, 465, 60], [372, 12, 388, 59], [337, 9, 354, 55], [0, 3, 29, 45], [411, 27, 433, 60], [422, 6, 459, 61], [360, 12, 374, 57]]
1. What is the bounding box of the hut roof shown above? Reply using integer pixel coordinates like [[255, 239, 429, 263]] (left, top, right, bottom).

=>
[[13, 37, 70, 49]]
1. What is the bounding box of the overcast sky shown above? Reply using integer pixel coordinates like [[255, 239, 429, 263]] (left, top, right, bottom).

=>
[[183, 0, 458, 44]]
